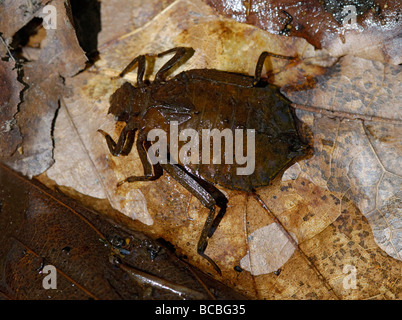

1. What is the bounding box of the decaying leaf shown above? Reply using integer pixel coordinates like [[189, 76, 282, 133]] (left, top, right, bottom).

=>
[[279, 53, 401, 261], [283, 55, 401, 122], [0, 59, 23, 158], [287, 113, 402, 261], [0, 0, 87, 177]]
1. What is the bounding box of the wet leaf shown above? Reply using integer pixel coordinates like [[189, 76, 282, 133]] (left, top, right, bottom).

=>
[[203, 0, 401, 64], [0, 163, 247, 300]]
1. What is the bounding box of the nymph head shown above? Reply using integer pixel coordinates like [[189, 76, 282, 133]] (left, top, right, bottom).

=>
[[108, 82, 145, 121]]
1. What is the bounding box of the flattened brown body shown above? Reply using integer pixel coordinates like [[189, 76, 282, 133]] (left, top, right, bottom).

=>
[[101, 47, 307, 274], [141, 69, 305, 191]]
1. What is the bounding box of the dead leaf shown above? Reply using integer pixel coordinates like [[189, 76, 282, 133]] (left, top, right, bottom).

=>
[[0, 59, 23, 158], [0, 0, 87, 177], [0, 162, 247, 300], [301, 198, 401, 299], [98, 0, 176, 47], [283, 55, 401, 122], [0, 0, 49, 40]]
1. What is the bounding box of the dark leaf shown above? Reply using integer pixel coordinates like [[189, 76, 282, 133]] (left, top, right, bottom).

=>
[[0, 163, 247, 300]]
